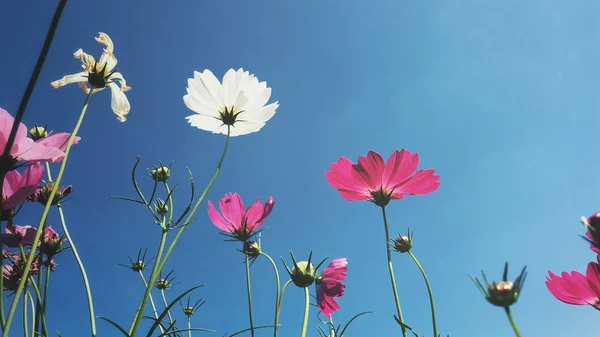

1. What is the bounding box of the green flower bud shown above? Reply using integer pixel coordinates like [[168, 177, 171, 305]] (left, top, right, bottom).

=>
[[394, 235, 412, 253], [243, 240, 261, 257], [131, 260, 145, 272], [154, 198, 169, 216], [150, 166, 170, 182], [291, 261, 316, 288]]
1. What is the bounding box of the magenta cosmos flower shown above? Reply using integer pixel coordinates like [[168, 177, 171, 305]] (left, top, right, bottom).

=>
[[1, 224, 37, 247], [316, 258, 347, 317], [546, 261, 600, 310], [326, 150, 440, 206], [208, 193, 275, 241], [0, 107, 80, 165], [2, 163, 44, 209]]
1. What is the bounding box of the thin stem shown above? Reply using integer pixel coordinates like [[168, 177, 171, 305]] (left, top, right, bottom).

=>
[[504, 307, 522, 337], [34, 254, 43, 335], [42, 264, 51, 336], [380, 206, 407, 337], [26, 292, 35, 336], [26, 273, 47, 337], [17, 246, 47, 337], [128, 224, 168, 337], [328, 316, 334, 337], [408, 251, 437, 337], [164, 182, 174, 226], [277, 280, 292, 320], [156, 127, 231, 273], [260, 252, 281, 337], [22, 292, 28, 337], [245, 254, 255, 337], [3, 90, 93, 337], [188, 316, 192, 337], [137, 271, 164, 335], [299, 287, 310, 337], [160, 289, 174, 326]]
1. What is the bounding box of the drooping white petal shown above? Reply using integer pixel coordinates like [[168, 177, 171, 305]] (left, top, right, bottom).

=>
[[50, 72, 88, 89], [98, 52, 118, 75], [95, 32, 114, 54], [108, 72, 130, 91], [186, 114, 224, 132], [108, 82, 130, 122]]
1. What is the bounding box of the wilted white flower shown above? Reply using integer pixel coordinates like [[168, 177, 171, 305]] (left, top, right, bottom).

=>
[[50, 32, 131, 122], [183, 68, 279, 136]]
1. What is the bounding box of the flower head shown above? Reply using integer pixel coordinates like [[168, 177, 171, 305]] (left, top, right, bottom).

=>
[[282, 251, 328, 288], [39, 226, 64, 258], [243, 240, 261, 257], [393, 230, 413, 253], [28, 181, 72, 206], [583, 212, 600, 254], [470, 262, 527, 308], [208, 193, 275, 241], [0, 108, 79, 168], [180, 297, 205, 317], [546, 261, 600, 310], [28, 126, 48, 141], [1, 224, 37, 248], [316, 258, 347, 317], [50, 32, 131, 122], [326, 150, 440, 207], [119, 248, 150, 272], [2, 164, 44, 210], [149, 164, 170, 182], [184, 68, 279, 136]]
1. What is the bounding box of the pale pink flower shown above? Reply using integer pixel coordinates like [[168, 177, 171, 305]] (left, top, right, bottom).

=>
[[326, 150, 440, 206], [1, 224, 37, 247], [316, 258, 347, 317], [546, 261, 600, 310], [2, 163, 44, 209], [208, 193, 275, 241], [0, 108, 80, 164]]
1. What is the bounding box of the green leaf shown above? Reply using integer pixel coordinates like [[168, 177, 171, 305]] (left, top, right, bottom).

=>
[[98, 316, 131, 337], [145, 285, 205, 337], [338, 311, 373, 336]]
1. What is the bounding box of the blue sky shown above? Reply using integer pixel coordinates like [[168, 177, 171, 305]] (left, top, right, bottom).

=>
[[2, 1, 600, 336]]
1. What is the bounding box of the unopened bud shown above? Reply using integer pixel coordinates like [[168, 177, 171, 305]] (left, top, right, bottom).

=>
[[243, 241, 261, 257], [150, 166, 170, 182], [291, 261, 316, 288]]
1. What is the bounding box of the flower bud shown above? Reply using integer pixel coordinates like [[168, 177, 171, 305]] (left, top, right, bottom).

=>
[[182, 306, 195, 316], [131, 260, 145, 272], [154, 198, 169, 216], [39, 227, 64, 258], [29, 126, 48, 140], [487, 281, 519, 307], [291, 261, 316, 288], [243, 240, 261, 257], [156, 278, 170, 290], [29, 181, 72, 206], [150, 166, 170, 182], [394, 235, 412, 253]]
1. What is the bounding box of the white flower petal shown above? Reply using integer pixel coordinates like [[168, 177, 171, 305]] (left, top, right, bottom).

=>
[[222, 68, 243, 107], [194, 70, 224, 107], [50, 71, 88, 89], [108, 82, 130, 122], [239, 102, 278, 123], [184, 77, 220, 117], [186, 114, 224, 133], [230, 120, 266, 136]]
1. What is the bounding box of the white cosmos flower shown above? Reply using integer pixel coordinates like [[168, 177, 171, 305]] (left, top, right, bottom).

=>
[[183, 68, 279, 137], [50, 32, 131, 122]]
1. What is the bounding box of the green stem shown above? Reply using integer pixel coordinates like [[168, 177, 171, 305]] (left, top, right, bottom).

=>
[[42, 264, 50, 326], [18, 246, 47, 337], [277, 280, 292, 319], [504, 307, 522, 337], [138, 271, 164, 335], [408, 251, 437, 337], [22, 292, 28, 337], [260, 252, 281, 337], [245, 254, 255, 337], [3, 90, 92, 337], [165, 182, 174, 226], [188, 316, 192, 337], [156, 127, 230, 274], [299, 287, 310, 337], [34, 254, 43, 335], [328, 316, 334, 337], [128, 224, 168, 337], [161, 289, 174, 326], [380, 206, 407, 337], [27, 273, 47, 337], [26, 292, 35, 336]]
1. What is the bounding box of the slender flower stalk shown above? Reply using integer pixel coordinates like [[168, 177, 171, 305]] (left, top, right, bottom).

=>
[[138, 271, 164, 335], [2, 91, 92, 337], [381, 206, 407, 337], [0, 0, 68, 328], [260, 252, 281, 337], [245, 254, 255, 337], [161, 289, 174, 326], [26, 292, 35, 336], [299, 287, 310, 337], [128, 219, 168, 337], [34, 255, 43, 335], [188, 316, 192, 337], [156, 126, 230, 273], [504, 307, 521, 337], [277, 280, 292, 321], [23, 292, 28, 337], [44, 161, 97, 337], [407, 251, 437, 337]]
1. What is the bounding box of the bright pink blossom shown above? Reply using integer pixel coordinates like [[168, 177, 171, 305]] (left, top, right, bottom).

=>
[[325, 150, 440, 206], [546, 261, 600, 310], [1, 224, 36, 247], [208, 193, 275, 241], [0, 107, 80, 164], [2, 163, 44, 209], [316, 258, 347, 317]]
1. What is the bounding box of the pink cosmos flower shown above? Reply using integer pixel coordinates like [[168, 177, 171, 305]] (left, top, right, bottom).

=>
[[585, 211, 600, 254], [316, 258, 347, 317], [1, 224, 37, 247], [546, 261, 600, 310], [2, 163, 44, 209], [0, 107, 80, 164], [2, 264, 19, 290], [325, 150, 440, 206], [208, 193, 275, 241]]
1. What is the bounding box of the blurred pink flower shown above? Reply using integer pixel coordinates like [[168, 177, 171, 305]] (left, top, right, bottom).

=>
[[546, 261, 600, 310], [0, 107, 80, 164], [325, 150, 440, 206], [2, 264, 19, 290], [40, 226, 64, 258], [208, 193, 274, 241], [1, 224, 36, 247], [2, 163, 44, 209], [316, 258, 347, 317]]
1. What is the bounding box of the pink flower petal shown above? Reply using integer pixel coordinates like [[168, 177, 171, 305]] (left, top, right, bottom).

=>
[[382, 150, 419, 189], [586, 232, 600, 254], [3, 164, 44, 209], [325, 157, 370, 192], [317, 285, 340, 317], [36, 133, 81, 152], [218, 193, 245, 229], [356, 151, 385, 188], [207, 200, 234, 232], [244, 199, 265, 231], [392, 169, 440, 198], [546, 270, 597, 305]]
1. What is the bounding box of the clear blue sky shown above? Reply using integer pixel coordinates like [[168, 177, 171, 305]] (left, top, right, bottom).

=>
[[2, 1, 600, 336]]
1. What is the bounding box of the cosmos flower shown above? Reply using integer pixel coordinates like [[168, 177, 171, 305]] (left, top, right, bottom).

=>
[[326, 150, 440, 207], [208, 193, 275, 241], [50, 32, 131, 122], [2, 163, 44, 209], [546, 261, 600, 310], [184, 68, 279, 136], [316, 258, 347, 317], [1, 224, 37, 248], [0, 108, 79, 165]]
